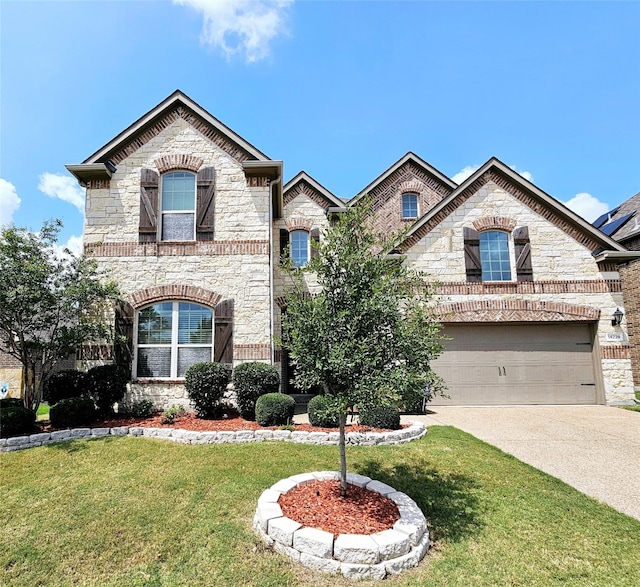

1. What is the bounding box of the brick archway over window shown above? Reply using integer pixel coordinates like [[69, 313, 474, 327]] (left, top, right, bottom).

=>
[[472, 216, 518, 232], [129, 285, 222, 309], [435, 299, 600, 323], [154, 154, 204, 174]]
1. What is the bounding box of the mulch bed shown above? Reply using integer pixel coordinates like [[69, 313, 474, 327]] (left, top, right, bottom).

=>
[[279, 479, 401, 538]]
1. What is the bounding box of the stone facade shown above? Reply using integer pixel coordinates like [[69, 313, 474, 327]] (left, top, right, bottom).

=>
[[67, 91, 637, 408]]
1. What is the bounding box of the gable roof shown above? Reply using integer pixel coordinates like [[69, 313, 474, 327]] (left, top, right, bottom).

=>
[[283, 171, 345, 210], [400, 157, 628, 254], [348, 152, 457, 212], [597, 191, 640, 244]]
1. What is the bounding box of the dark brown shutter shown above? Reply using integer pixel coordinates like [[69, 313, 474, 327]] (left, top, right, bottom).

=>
[[214, 299, 234, 365], [280, 228, 290, 262], [463, 227, 482, 282], [139, 169, 159, 242], [310, 228, 320, 260], [196, 167, 215, 241], [114, 301, 134, 374], [514, 226, 533, 282]]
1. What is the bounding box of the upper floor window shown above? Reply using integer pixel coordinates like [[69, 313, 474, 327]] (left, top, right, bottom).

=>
[[479, 231, 511, 281], [136, 301, 213, 378], [161, 172, 196, 241], [290, 230, 309, 267], [402, 193, 419, 219]]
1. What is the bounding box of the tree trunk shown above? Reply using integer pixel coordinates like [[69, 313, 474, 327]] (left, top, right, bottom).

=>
[[339, 410, 348, 497], [22, 361, 41, 413]]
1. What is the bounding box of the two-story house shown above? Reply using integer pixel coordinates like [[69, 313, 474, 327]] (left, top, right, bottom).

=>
[[66, 90, 638, 408]]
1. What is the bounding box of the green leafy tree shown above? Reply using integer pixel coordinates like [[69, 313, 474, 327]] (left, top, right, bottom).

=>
[[281, 201, 445, 496], [0, 220, 119, 412]]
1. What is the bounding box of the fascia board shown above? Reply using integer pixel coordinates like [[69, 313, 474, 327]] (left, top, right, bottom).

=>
[[83, 90, 270, 164]]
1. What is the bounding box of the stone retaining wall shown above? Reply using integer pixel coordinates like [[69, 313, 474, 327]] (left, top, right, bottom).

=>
[[0, 421, 426, 453], [254, 471, 430, 580]]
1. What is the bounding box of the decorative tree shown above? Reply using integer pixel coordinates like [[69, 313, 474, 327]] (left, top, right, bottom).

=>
[[281, 201, 445, 496], [0, 220, 119, 412]]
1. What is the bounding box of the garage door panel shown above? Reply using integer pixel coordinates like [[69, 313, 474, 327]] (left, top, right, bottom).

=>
[[431, 324, 597, 405]]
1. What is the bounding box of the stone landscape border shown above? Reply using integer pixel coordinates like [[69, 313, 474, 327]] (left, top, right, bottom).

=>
[[254, 471, 430, 580], [0, 421, 426, 452]]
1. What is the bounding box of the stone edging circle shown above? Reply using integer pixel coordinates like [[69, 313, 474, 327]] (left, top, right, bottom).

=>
[[253, 471, 430, 580], [0, 421, 426, 453]]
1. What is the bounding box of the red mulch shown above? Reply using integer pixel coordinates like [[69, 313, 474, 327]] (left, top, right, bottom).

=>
[[37, 411, 405, 435], [279, 479, 400, 538]]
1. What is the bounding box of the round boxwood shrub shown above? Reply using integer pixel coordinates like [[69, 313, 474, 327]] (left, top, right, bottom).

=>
[[185, 362, 229, 418], [358, 403, 401, 430], [255, 393, 295, 427], [49, 397, 96, 429], [307, 394, 340, 428], [0, 405, 36, 438], [232, 362, 280, 420], [0, 398, 24, 409], [85, 364, 129, 415], [44, 369, 87, 405]]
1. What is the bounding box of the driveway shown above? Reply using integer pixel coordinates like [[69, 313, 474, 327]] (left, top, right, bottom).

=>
[[403, 406, 640, 520]]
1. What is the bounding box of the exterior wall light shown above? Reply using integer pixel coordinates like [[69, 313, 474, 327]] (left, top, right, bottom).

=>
[[611, 308, 624, 327]]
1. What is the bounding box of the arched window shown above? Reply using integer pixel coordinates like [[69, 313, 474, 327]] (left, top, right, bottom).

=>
[[290, 230, 309, 267], [136, 301, 213, 378], [479, 231, 512, 281], [401, 193, 419, 219], [161, 171, 196, 241]]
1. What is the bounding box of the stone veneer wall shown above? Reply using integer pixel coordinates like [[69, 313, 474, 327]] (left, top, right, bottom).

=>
[[620, 258, 640, 390], [405, 181, 635, 404], [85, 117, 273, 409], [0, 349, 22, 399]]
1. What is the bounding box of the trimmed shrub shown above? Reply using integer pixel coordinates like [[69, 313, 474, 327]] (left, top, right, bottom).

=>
[[307, 395, 340, 428], [160, 404, 186, 425], [185, 362, 229, 418], [0, 398, 24, 409], [255, 393, 295, 427], [232, 362, 280, 420], [358, 403, 401, 430], [0, 405, 36, 438], [43, 369, 87, 405], [85, 364, 129, 415], [122, 399, 155, 418], [49, 397, 96, 429]]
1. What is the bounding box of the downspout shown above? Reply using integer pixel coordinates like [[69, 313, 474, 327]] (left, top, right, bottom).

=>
[[269, 174, 281, 368]]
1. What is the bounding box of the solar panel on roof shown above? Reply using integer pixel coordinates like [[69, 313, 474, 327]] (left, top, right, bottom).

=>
[[593, 207, 619, 229], [600, 212, 635, 236]]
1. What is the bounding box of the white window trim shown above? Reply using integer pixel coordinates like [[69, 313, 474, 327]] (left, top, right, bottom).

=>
[[290, 229, 310, 267], [479, 230, 516, 282], [159, 171, 197, 242], [134, 301, 214, 380], [401, 193, 419, 219]]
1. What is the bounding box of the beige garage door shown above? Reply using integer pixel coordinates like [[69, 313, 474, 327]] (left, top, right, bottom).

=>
[[431, 323, 598, 405]]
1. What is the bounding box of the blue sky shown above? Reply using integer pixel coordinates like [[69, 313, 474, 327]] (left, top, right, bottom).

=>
[[1, 0, 639, 254]]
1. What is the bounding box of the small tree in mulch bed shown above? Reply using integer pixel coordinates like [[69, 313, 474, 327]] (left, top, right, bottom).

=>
[[281, 199, 445, 496]]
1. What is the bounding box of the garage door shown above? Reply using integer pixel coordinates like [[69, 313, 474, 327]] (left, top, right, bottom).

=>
[[430, 323, 598, 405]]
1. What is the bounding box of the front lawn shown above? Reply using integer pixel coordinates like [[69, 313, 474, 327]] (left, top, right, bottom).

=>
[[2, 427, 638, 586]]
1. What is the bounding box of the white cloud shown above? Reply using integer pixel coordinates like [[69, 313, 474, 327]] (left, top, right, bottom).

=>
[[38, 173, 85, 215], [0, 178, 21, 226], [510, 165, 534, 183], [451, 165, 480, 184], [55, 234, 84, 259], [175, 0, 293, 62], [562, 192, 609, 223]]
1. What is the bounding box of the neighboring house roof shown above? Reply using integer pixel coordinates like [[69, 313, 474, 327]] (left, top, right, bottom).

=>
[[348, 151, 458, 208], [399, 156, 629, 255], [283, 171, 345, 210], [596, 191, 640, 245]]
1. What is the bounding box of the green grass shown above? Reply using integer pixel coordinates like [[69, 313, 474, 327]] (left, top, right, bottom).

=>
[[36, 403, 49, 421], [2, 427, 639, 586]]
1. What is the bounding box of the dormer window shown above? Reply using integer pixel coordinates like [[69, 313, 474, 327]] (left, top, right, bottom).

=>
[[161, 171, 196, 241], [402, 193, 418, 219]]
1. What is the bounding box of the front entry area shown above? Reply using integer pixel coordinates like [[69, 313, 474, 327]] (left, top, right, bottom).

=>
[[431, 323, 599, 405]]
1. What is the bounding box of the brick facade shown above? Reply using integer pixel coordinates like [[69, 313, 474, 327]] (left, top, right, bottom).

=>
[[620, 258, 640, 388]]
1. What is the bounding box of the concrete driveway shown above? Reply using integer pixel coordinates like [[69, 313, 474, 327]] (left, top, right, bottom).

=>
[[403, 406, 640, 520]]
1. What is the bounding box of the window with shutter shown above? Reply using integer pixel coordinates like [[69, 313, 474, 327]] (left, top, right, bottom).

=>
[[279, 228, 290, 264], [463, 227, 482, 282], [161, 172, 196, 241], [479, 231, 512, 281], [135, 301, 213, 378], [513, 226, 533, 281], [291, 230, 309, 267], [196, 167, 215, 241], [139, 169, 159, 243]]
